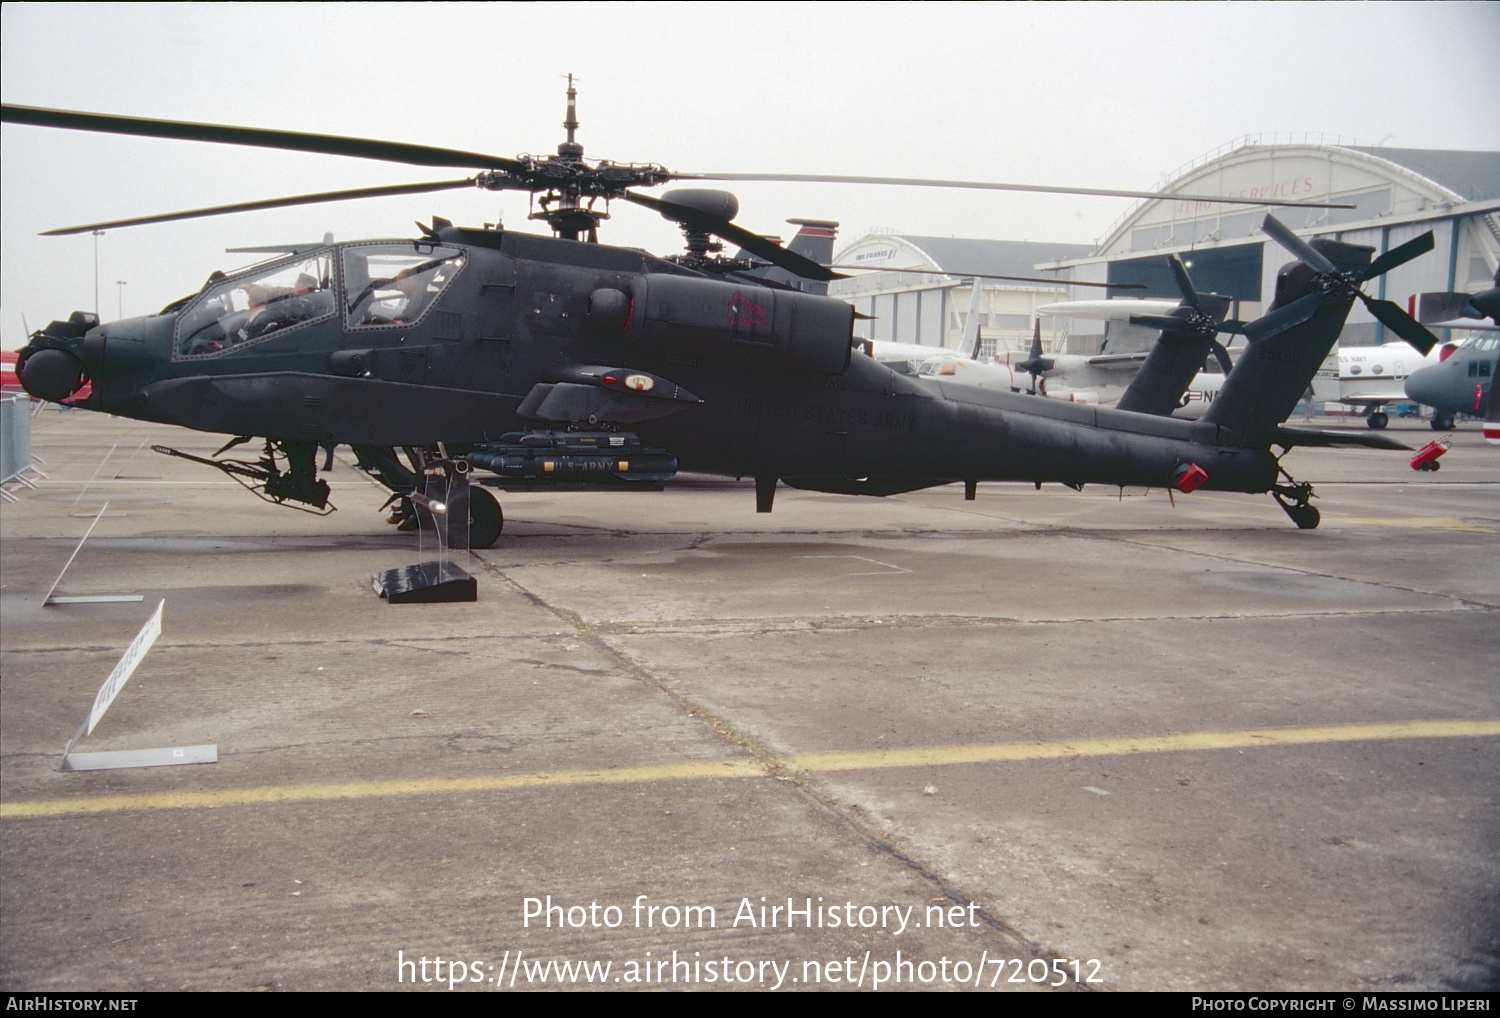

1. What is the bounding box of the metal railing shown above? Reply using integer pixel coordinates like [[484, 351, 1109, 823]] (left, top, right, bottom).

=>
[[1, 394, 44, 499]]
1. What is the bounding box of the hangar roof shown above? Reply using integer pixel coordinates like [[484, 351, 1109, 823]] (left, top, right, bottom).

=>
[[837, 234, 1094, 279], [1348, 147, 1500, 202], [1093, 142, 1500, 258]]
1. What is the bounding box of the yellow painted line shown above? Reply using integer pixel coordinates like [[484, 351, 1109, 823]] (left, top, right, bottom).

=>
[[1323, 515, 1497, 534], [0, 759, 764, 818], [4, 720, 1496, 819], [786, 720, 1500, 773]]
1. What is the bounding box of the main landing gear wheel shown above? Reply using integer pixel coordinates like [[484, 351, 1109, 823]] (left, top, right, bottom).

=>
[[1431, 416, 1456, 431], [468, 487, 503, 549], [1367, 411, 1389, 429]]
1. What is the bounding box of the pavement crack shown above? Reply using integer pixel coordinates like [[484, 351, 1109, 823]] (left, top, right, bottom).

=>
[[474, 558, 1088, 990]]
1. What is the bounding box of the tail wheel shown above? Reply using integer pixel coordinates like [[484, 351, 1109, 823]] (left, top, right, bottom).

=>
[[1286, 503, 1321, 529], [468, 487, 503, 549]]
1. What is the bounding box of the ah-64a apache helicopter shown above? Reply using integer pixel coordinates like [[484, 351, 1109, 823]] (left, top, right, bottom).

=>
[[5, 84, 1442, 546]]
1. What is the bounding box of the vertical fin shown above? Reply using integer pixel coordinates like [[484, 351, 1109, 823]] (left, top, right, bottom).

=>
[[737, 219, 839, 295], [1205, 238, 1372, 443], [958, 277, 984, 360]]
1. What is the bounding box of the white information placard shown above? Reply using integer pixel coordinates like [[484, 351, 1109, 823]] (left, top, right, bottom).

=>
[[85, 598, 164, 737]]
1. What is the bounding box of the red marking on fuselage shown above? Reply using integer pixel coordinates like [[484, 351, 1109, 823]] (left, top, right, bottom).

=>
[[727, 293, 767, 328]]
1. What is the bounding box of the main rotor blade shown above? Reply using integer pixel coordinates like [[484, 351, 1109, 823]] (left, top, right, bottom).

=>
[[622, 191, 839, 281], [826, 266, 1143, 289], [1360, 295, 1440, 355], [40, 179, 476, 236], [1259, 214, 1337, 274], [1360, 231, 1436, 283], [2, 104, 527, 173], [681, 172, 1356, 210]]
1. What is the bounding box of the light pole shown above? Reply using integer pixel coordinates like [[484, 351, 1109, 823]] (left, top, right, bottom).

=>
[[92, 230, 104, 317], [116, 280, 127, 320]]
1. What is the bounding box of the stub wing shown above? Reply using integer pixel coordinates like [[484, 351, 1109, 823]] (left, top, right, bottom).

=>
[[1266, 426, 1412, 451]]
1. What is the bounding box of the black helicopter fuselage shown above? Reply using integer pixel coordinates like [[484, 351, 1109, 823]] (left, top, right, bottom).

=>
[[21, 223, 1318, 502]]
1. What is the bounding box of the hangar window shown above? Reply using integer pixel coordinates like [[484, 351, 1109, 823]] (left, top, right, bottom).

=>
[[176, 252, 335, 359], [1109, 246, 1262, 301], [342, 244, 465, 329]]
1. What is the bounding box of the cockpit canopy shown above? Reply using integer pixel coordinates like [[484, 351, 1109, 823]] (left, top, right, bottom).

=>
[[343, 244, 465, 329], [174, 243, 465, 359]]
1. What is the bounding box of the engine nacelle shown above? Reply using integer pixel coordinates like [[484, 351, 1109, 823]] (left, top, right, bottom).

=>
[[588, 274, 852, 374]]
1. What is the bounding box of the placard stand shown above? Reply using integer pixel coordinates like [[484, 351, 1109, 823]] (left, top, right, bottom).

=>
[[59, 600, 218, 771], [372, 452, 476, 603], [43, 502, 145, 606]]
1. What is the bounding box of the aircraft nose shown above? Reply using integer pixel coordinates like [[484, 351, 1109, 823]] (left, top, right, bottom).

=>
[[19, 347, 86, 401], [1404, 363, 1443, 408], [18, 310, 98, 402]]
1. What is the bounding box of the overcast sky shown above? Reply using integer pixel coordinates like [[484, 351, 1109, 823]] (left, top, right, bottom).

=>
[[3, 1, 1497, 345]]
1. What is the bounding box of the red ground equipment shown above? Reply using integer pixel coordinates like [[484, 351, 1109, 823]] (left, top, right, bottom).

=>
[[1409, 437, 1451, 471]]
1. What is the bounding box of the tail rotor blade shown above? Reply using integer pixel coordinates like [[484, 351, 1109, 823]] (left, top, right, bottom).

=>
[[1360, 295, 1440, 355], [1242, 292, 1323, 344], [1209, 339, 1235, 375], [1166, 255, 1202, 311], [1129, 314, 1186, 331], [1260, 215, 1337, 274], [1360, 232, 1435, 283]]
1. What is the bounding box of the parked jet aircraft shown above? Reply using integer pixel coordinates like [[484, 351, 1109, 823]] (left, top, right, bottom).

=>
[[1317, 342, 1442, 428]]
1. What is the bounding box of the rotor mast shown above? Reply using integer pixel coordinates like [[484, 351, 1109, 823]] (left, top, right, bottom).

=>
[[527, 73, 610, 242]]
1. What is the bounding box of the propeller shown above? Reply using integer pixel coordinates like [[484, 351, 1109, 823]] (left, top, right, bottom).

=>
[[1417, 266, 1500, 326], [1249, 215, 1440, 353], [1015, 320, 1051, 394], [1126, 254, 1240, 373]]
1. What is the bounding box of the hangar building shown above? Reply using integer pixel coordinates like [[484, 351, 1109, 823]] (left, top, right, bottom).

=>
[[827, 235, 1092, 357], [1043, 137, 1500, 353], [832, 139, 1499, 357]]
